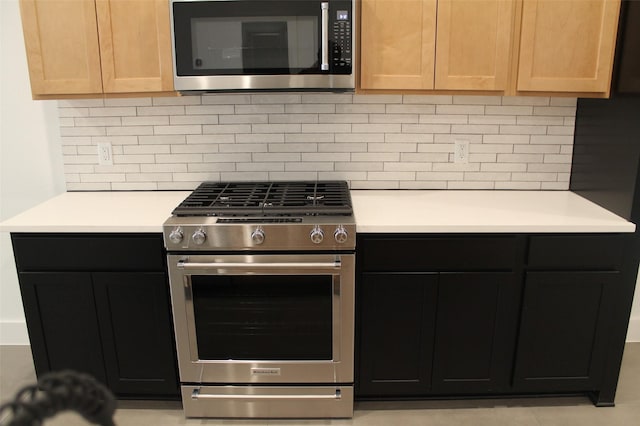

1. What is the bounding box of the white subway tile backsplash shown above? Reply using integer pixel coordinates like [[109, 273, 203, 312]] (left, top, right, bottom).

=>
[[497, 153, 544, 163], [453, 95, 501, 105], [236, 104, 285, 114], [319, 114, 369, 123], [58, 94, 577, 190], [404, 95, 452, 104], [152, 96, 201, 106], [268, 114, 317, 124], [221, 143, 268, 153], [141, 135, 187, 145], [496, 181, 541, 190], [188, 163, 235, 172], [141, 163, 188, 173], [533, 106, 576, 116], [468, 115, 516, 125], [501, 97, 550, 106], [202, 94, 250, 105], [154, 125, 202, 135], [288, 104, 336, 113], [107, 126, 153, 136], [170, 115, 220, 125], [387, 104, 437, 114], [436, 105, 484, 115], [90, 107, 136, 117], [122, 116, 169, 126], [530, 135, 573, 145], [185, 105, 234, 115], [448, 181, 495, 189], [485, 106, 533, 115]]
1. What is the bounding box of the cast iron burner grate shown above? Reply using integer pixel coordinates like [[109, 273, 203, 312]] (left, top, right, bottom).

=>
[[172, 181, 353, 216]]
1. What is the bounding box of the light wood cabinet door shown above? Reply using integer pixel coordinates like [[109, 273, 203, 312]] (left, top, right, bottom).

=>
[[517, 0, 621, 93], [96, 0, 174, 93], [360, 0, 437, 90], [435, 0, 515, 91], [19, 0, 103, 95]]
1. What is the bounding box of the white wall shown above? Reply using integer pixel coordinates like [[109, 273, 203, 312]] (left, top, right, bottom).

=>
[[0, 0, 65, 344]]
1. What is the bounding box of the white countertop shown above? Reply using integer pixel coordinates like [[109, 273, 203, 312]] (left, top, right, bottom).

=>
[[0, 191, 190, 233], [351, 190, 635, 233], [0, 190, 635, 233]]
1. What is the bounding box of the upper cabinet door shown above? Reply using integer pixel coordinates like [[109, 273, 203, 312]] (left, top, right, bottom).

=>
[[96, 0, 174, 93], [360, 0, 437, 90], [435, 0, 515, 91], [517, 0, 621, 93], [19, 0, 103, 95]]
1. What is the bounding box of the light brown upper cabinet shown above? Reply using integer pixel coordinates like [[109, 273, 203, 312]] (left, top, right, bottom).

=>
[[20, 0, 174, 98], [360, 0, 516, 92], [20, 0, 103, 95], [516, 0, 621, 93], [360, 0, 438, 90], [360, 0, 621, 96], [434, 0, 515, 91]]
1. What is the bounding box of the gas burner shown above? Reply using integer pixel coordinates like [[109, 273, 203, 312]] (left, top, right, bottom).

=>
[[172, 181, 353, 217]]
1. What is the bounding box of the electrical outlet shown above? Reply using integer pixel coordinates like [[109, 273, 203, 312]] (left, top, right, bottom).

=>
[[454, 140, 469, 164], [97, 143, 113, 166]]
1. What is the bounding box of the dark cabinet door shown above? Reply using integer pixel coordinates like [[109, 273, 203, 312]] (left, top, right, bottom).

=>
[[357, 273, 438, 397], [432, 272, 519, 394], [19, 272, 107, 383], [93, 272, 178, 397], [513, 271, 619, 392]]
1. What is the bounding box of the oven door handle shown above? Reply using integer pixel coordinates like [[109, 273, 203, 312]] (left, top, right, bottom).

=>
[[177, 259, 341, 273]]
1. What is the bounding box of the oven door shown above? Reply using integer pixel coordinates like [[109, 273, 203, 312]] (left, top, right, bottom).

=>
[[170, 0, 354, 91], [168, 253, 354, 385]]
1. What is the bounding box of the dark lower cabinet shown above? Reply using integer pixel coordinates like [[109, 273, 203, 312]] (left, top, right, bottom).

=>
[[19, 272, 106, 383], [358, 273, 438, 396], [12, 233, 179, 399], [356, 233, 632, 406], [93, 272, 178, 397], [513, 271, 619, 393], [356, 234, 523, 398], [432, 272, 519, 394]]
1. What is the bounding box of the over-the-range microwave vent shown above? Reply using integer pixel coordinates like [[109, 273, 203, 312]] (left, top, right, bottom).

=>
[[170, 0, 356, 93]]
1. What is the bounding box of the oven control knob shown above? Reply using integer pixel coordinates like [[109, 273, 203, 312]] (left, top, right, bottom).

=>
[[192, 229, 207, 245], [251, 228, 265, 245], [310, 226, 324, 244], [169, 228, 183, 244], [334, 226, 348, 244]]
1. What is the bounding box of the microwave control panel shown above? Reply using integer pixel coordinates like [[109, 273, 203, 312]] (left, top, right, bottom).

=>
[[331, 9, 352, 73]]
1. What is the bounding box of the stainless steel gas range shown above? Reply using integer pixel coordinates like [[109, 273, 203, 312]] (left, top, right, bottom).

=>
[[163, 181, 355, 418]]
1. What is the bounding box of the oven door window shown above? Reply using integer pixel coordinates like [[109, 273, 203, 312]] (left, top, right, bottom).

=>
[[174, 1, 324, 76], [191, 274, 333, 360]]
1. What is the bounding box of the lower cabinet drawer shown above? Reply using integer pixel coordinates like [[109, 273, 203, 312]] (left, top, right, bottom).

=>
[[527, 235, 626, 270], [358, 235, 520, 271], [12, 233, 165, 271]]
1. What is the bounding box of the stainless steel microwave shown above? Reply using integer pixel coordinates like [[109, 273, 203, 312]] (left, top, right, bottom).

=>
[[170, 0, 355, 92]]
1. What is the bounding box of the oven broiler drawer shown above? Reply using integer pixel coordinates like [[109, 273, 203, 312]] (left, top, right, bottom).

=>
[[181, 385, 354, 418]]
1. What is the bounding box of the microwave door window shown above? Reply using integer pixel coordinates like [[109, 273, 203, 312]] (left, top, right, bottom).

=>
[[190, 16, 319, 74], [242, 22, 290, 71]]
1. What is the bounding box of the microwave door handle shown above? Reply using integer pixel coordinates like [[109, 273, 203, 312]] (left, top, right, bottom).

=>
[[321, 2, 329, 71]]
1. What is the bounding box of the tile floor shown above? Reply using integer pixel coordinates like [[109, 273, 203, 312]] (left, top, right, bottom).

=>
[[1, 344, 639, 426]]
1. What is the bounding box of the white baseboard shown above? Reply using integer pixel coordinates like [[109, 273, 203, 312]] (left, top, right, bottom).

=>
[[0, 320, 29, 345], [627, 317, 640, 343]]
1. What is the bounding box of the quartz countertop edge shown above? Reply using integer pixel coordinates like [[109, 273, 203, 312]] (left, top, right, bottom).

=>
[[0, 190, 635, 234]]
